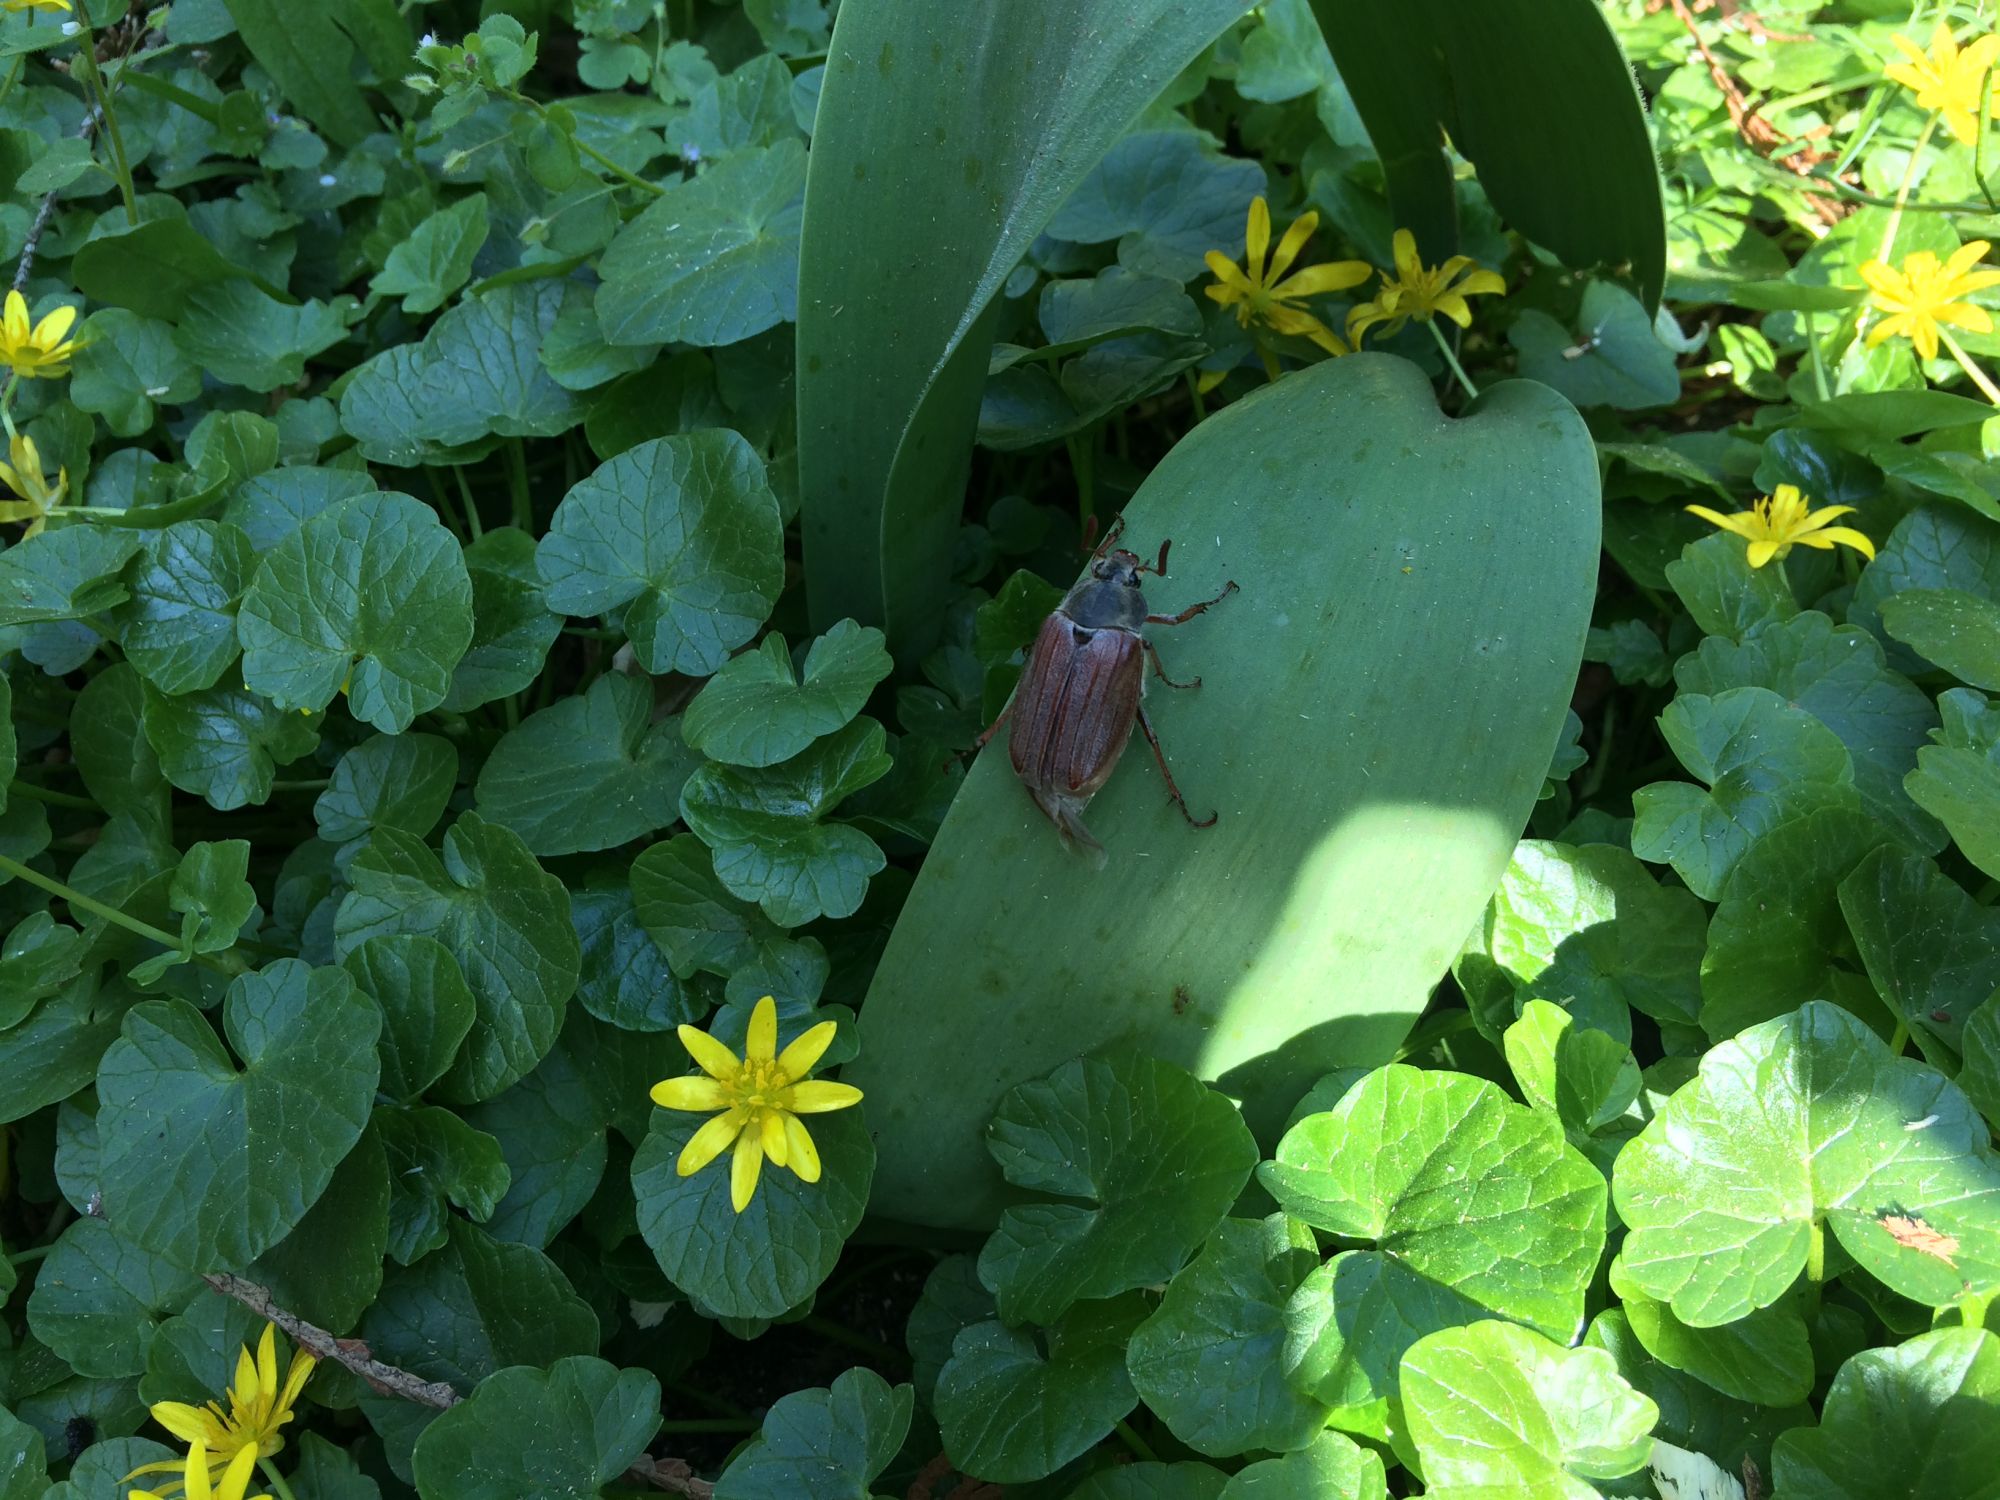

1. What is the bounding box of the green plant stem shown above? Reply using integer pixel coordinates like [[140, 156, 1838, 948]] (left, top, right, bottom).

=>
[[0, 850, 243, 974], [1113, 1420, 1158, 1463], [0, 54, 24, 113], [258, 1458, 299, 1500], [452, 465, 484, 541], [1803, 311, 1831, 402], [506, 439, 531, 532], [504, 90, 664, 197], [1938, 326, 2000, 405], [1067, 434, 1095, 524], [6, 1243, 53, 1266], [798, 1314, 907, 1369], [1425, 318, 1479, 399], [71, 14, 139, 221], [1394, 1009, 1476, 1063], [6, 780, 98, 810], [654, 1418, 757, 1434], [1184, 369, 1208, 422], [1888, 1020, 1909, 1057], [1806, 1218, 1827, 1285], [1875, 113, 1940, 267]]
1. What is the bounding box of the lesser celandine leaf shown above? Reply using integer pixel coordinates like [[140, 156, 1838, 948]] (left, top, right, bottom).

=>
[[249, 1118, 391, 1333], [1605, 1255, 1813, 1408], [374, 1103, 510, 1266], [1770, 1328, 2000, 1500], [1663, 532, 1799, 642], [475, 672, 697, 856], [537, 430, 784, 676], [0, 527, 143, 626], [315, 732, 460, 847], [1905, 687, 2000, 880], [905, 1255, 994, 1407], [1614, 1001, 2000, 1325], [371, 193, 491, 316], [342, 934, 478, 1101], [114, 520, 253, 695], [237, 491, 474, 733], [568, 874, 703, 1033], [935, 1294, 1146, 1484], [1838, 847, 2000, 1054], [1067, 1464, 1228, 1500], [1880, 588, 2000, 690], [0, 1411, 45, 1500], [95, 959, 381, 1270], [334, 815, 580, 1103], [411, 1355, 661, 1500], [629, 833, 788, 978], [1963, 993, 2000, 1123], [977, 1056, 1258, 1327], [69, 661, 164, 820], [140, 672, 322, 811], [1220, 1431, 1389, 1500], [442, 527, 563, 714], [1400, 1321, 1658, 1500], [682, 619, 893, 768], [1125, 1214, 1330, 1456], [1502, 999, 1642, 1138], [712, 1367, 912, 1500], [24, 1216, 203, 1378]]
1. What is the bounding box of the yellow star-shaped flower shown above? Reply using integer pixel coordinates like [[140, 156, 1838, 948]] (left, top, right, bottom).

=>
[[0, 432, 66, 537], [1885, 21, 2000, 146], [128, 1324, 314, 1493], [1686, 484, 1877, 569], [0, 0, 72, 13], [653, 995, 863, 1212], [1203, 195, 1371, 359], [128, 1445, 269, 1500], [1345, 228, 1507, 345], [1859, 240, 2000, 361], [0, 289, 81, 379]]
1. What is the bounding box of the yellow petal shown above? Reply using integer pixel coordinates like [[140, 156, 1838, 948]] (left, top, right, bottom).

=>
[[1685, 504, 1753, 539], [232, 1344, 258, 1406], [1937, 302, 1995, 333], [2, 291, 27, 344], [1857, 259, 1907, 298], [1864, 314, 1904, 348], [1266, 209, 1319, 283], [215, 1445, 263, 1500], [1245, 196, 1271, 280], [1391, 227, 1421, 282], [1204, 252, 1252, 293], [788, 1079, 864, 1113], [149, 1402, 215, 1445], [775, 1019, 838, 1079], [33, 302, 76, 346], [729, 1124, 763, 1212], [651, 1075, 730, 1111], [784, 1114, 822, 1182], [279, 1350, 315, 1410], [1306, 323, 1351, 356], [1810, 525, 1877, 560], [745, 996, 778, 1061], [257, 1324, 279, 1400], [1787, 502, 1854, 531], [676, 1024, 742, 1081], [677, 1107, 747, 1176], [1745, 539, 1782, 568], [1456, 268, 1507, 299], [1434, 293, 1474, 327], [1940, 108, 1979, 146], [759, 1108, 789, 1166], [1268, 259, 1374, 298], [1913, 319, 1942, 361]]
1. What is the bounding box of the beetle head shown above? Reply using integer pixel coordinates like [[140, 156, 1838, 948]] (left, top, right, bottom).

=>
[[1091, 548, 1150, 588]]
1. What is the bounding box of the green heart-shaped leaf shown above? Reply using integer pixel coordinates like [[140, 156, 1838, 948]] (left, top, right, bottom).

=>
[[682, 620, 892, 768], [342, 934, 477, 1102], [114, 520, 253, 695], [315, 732, 459, 847], [712, 1367, 913, 1500], [411, 1355, 660, 1500], [141, 673, 322, 812], [1907, 687, 2000, 881], [374, 1103, 509, 1267], [1839, 847, 2000, 1056], [1220, 1431, 1388, 1500]]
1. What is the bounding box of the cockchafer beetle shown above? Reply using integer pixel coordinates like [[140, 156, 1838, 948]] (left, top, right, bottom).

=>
[[978, 516, 1236, 865]]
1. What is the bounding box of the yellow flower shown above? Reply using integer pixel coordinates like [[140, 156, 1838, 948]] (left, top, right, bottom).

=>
[[653, 995, 863, 1213], [1686, 484, 1877, 569], [1885, 21, 2000, 146], [0, 432, 66, 537], [1203, 195, 1371, 357], [0, 0, 71, 13], [0, 289, 80, 378], [129, 1445, 269, 1500], [1859, 240, 2000, 361], [1346, 228, 1507, 345], [129, 1324, 314, 1491]]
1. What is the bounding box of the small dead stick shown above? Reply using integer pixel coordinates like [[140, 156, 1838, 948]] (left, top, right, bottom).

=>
[[14, 105, 101, 292], [202, 1273, 716, 1498]]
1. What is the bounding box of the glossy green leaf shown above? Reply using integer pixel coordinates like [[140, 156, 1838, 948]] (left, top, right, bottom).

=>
[[629, 834, 788, 979], [1606, 1255, 1813, 1408], [1126, 1214, 1329, 1456], [1964, 992, 2000, 1124], [1850, 503, 2000, 663], [849, 357, 1599, 1226], [374, 1103, 509, 1265], [682, 620, 892, 768], [24, 1216, 203, 1378], [1906, 688, 2000, 881], [222, 0, 376, 144], [0, 527, 142, 627], [712, 1367, 912, 1500], [238, 492, 474, 733], [372, 194, 491, 316], [1664, 533, 1799, 642], [333, 815, 581, 1103], [96, 960, 381, 1270], [411, 1355, 660, 1500], [476, 673, 696, 856], [0, 1411, 45, 1500], [0, 914, 86, 1030], [1882, 588, 2000, 690], [249, 1119, 391, 1333], [1839, 847, 2000, 1054], [1511, 281, 1682, 409], [1068, 1465, 1227, 1500], [537, 431, 784, 677], [172, 281, 353, 394], [1220, 1431, 1388, 1500], [1771, 1328, 2000, 1500], [343, 935, 477, 1101], [1401, 1321, 1658, 1500], [141, 673, 321, 811], [1615, 1001, 2000, 1325], [114, 521, 253, 696], [568, 874, 701, 1032], [1046, 131, 1262, 280], [442, 528, 562, 713], [1502, 999, 1642, 1138], [796, 0, 1253, 646], [315, 733, 459, 847], [68, 309, 202, 436]]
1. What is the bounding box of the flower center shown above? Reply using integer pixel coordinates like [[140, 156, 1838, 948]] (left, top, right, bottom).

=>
[[733, 1057, 792, 1110]]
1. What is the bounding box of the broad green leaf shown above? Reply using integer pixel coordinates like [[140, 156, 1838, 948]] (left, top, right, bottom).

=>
[[1511, 281, 1682, 409], [248, 1119, 391, 1333], [114, 521, 253, 696], [1770, 1328, 2000, 1500], [131, 839, 257, 983], [1699, 807, 1889, 1040], [629, 834, 787, 978], [1664, 533, 1798, 642], [237, 492, 474, 733], [0, 1411, 45, 1500], [69, 309, 202, 436], [45, 1437, 174, 1500], [411, 1356, 660, 1500], [1220, 1431, 1388, 1500], [1965, 992, 2000, 1124], [343, 935, 477, 1102], [849, 358, 1600, 1227], [96, 960, 381, 1270], [224, 466, 377, 553], [1631, 686, 1858, 900], [173, 281, 352, 394], [1839, 847, 2000, 1054], [934, 1296, 1144, 1484], [69, 216, 257, 322], [1457, 840, 1703, 1038], [441, 528, 563, 713], [372, 195, 491, 316], [905, 1255, 994, 1407], [1045, 130, 1262, 280], [375, 1103, 509, 1266], [1126, 1214, 1330, 1456], [334, 816, 580, 1103], [1850, 503, 2000, 669], [475, 673, 696, 856], [978, 1056, 1257, 1327], [1676, 610, 1942, 851], [315, 733, 459, 846], [1614, 1001, 2000, 1324], [796, 0, 1254, 646], [678, 717, 892, 925], [0, 527, 143, 627], [1401, 1321, 1658, 1500], [1034, 266, 1202, 352], [141, 674, 320, 811], [538, 431, 783, 676], [1280, 1249, 1486, 1411], [1502, 999, 1642, 1138], [1261, 1066, 1604, 1338], [0, 972, 138, 1126], [0, 914, 86, 1030], [70, 665, 165, 823], [24, 1216, 202, 1378], [682, 620, 892, 768], [712, 1367, 912, 1500], [1906, 687, 2000, 880], [596, 141, 806, 347], [569, 875, 701, 1033], [631, 1102, 871, 1319], [1883, 588, 2000, 690], [1606, 1255, 1812, 1408], [1068, 1465, 1227, 1500], [221, 0, 376, 144]]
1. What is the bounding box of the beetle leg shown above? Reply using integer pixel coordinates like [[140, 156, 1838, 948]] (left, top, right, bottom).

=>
[[974, 701, 1012, 750], [1146, 579, 1239, 627], [1087, 513, 1127, 561], [1143, 639, 1200, 690], [1135, 704, 1218, 829]]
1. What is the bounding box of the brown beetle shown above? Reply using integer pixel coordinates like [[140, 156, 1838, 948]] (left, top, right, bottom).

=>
[[979, 517, 1236, 864]]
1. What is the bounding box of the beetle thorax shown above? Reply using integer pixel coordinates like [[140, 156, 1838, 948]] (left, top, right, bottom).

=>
[[1058, 550, 1149, 632]]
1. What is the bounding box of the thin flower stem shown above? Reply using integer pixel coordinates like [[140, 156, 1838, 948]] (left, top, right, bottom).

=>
[[1937, 326, 2000, 404], [506, 439, 532, 532], [1804, 311, 1831, 402], [452, 464, 484, 541], [7, 780, 100, 810], [0, 850, 180, 949], [1424, 317, 1480, 399], [505, 90, 664, 197], [258, 1458, 300, 1500], [1184, 369, 1208, 422], [1888, 1020, 1910, 1057], [1806, 1218, 1827, 1284], [6, 1243, 53, 1266], [1113, 1420, 1159, 1463], [71, 14, 138, 221], [1875, 113, 1940, 267]]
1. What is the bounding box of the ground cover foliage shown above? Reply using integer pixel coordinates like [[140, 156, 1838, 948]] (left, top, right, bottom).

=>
[[0, 0, 1996, 1497]]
